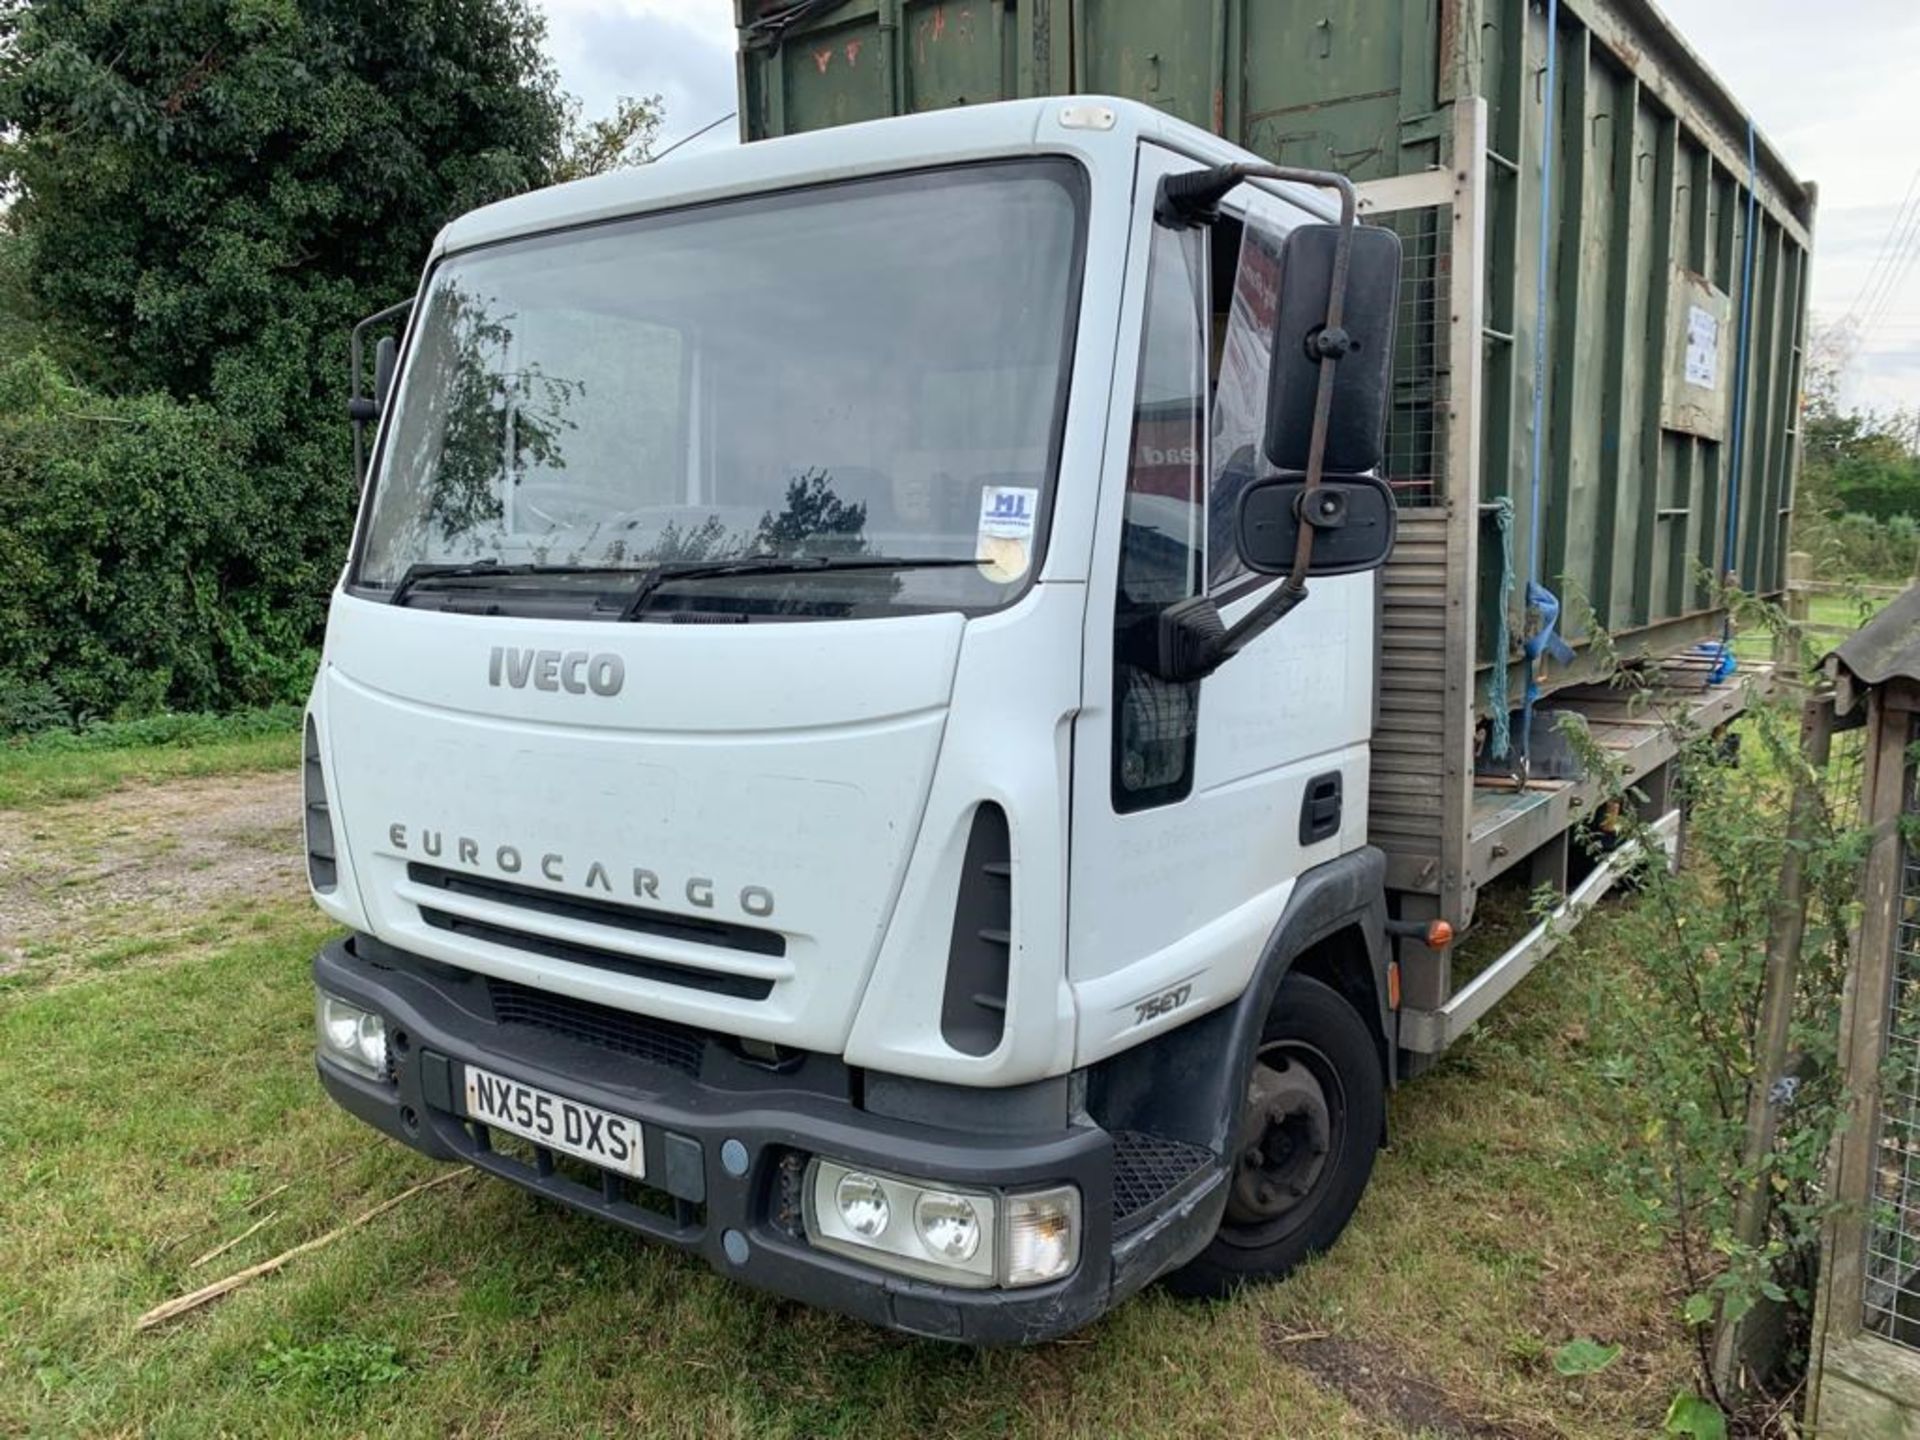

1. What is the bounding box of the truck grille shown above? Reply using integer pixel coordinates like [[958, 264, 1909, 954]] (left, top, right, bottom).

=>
[[489, 979, 708, 1077], [408, 863, 783, 954], [409, 863, 778, 1001]]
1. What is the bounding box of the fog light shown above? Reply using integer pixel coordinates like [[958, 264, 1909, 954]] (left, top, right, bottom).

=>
[[315, 992, 388, 1081], [914, 1191, 983, 1263], [834, 1172, 891, 1239], [1004, 1186, 1081, 1287]]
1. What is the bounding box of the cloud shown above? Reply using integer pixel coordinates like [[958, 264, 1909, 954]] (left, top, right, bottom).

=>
[[540, 0, 740, 158], [534, 1, 1920, 406], [1657, 0, 1920, 409]]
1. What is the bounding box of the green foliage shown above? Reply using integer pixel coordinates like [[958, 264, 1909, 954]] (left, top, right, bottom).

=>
[[1550, 1338, 1622, 1376], [0, 704, 298, 809], [1792, 362, 1920, 578], [0, 0, 655, 732], [0, 352, 305, 722], [1561, 638, 1865, 1426], [554, 93, 664, 183], [1, 702, 300, 755], [0, 0, 569, 404], [1797, 510, 1918, 585], [1803, 408, 1920, 523], [1663, 1391, 1729, 1439], [253, 1332, 409, 1405]]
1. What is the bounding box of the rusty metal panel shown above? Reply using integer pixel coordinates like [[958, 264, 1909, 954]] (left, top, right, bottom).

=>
[[1075, 0, 1214, 130]]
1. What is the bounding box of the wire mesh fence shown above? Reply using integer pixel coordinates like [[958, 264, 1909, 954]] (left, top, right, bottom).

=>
[[1864, 712, 1920, 1349], [1378, 205, 1449, 509]]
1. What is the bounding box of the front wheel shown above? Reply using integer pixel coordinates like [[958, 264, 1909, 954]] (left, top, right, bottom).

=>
[[1164, 972, 1384, 1298]]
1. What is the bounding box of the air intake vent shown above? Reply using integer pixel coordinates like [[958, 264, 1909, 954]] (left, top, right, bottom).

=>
[[303, 717, 337, 893], [489, 979, 708, 1076], [940, 803, 1012, 1056]]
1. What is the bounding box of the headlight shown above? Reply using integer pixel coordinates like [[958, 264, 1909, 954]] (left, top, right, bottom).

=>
[[914, 1191, 984, 1263], [315, 992, 388, 1080], [804, 1160, 1078, 1289], [834, 1172, 892, 1240]]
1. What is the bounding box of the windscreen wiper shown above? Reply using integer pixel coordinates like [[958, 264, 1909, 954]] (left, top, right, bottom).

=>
[[387, 560, 647, 607], [617, 555, 987, 621]]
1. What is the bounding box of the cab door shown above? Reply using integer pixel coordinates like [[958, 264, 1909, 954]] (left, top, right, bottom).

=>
[[1066, 146, 1378, 1064]]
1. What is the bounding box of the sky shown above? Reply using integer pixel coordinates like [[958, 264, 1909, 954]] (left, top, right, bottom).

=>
[[537, 0, 1920, 416]]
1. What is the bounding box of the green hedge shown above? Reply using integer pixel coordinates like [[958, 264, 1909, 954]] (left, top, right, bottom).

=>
[[0, 353, 333, 733], [1793, 508, 1920, 585]]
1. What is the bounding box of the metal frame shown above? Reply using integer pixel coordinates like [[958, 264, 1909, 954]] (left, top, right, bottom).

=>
[[1355, 98, 1489, 1014], [1399, 807, 1680, 1053]]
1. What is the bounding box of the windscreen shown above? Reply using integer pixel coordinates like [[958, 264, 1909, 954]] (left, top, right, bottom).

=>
[[354, 159, 1085, 618]]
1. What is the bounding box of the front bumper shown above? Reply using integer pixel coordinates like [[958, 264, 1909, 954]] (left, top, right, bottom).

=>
[[312, 934, 1226, 1343]]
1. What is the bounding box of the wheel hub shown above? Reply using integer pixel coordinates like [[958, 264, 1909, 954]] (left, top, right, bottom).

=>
[[1226, 1048, 1332, 1226]]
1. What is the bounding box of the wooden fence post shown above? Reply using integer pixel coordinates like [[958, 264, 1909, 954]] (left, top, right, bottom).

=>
[[1774, 551, 1813, 679]]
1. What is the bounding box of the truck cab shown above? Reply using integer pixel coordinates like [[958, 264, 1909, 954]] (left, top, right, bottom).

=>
[[307, 96, 1404, 1342]]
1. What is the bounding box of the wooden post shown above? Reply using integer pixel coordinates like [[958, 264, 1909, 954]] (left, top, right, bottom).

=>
[[1773, 549, 1812, 678], [1710, 687, 1835, 1397]]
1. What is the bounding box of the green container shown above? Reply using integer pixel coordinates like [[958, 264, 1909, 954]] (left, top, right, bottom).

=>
[[736, 0, 1816, 932], [737, 0, 1813, 625]]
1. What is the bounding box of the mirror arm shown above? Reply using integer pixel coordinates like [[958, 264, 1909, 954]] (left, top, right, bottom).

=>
[[348, 297, 415, 490], [1152, 163, 1361, 677]]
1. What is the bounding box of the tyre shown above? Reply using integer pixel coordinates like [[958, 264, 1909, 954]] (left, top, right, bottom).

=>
[[1163, 972, 1384, 1299]]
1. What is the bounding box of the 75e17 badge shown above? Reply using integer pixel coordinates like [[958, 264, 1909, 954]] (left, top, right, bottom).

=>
[[1133, 982, 1193, 1026]]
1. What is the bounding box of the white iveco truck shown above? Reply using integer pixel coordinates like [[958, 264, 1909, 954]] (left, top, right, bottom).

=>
[[305, 96, 1594, 1342]]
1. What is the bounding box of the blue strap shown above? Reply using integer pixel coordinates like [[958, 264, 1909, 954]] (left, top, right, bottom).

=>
[[1487, 498, 1515, 760], [1704, 640, 1737, 685], [1523, 581, 1575, 702], [1518, 0, 1562, 774]]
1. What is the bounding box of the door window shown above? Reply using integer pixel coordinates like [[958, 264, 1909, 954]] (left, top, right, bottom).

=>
[[1209, 211, 1288, 590], [1112, 223, 1208, 812]]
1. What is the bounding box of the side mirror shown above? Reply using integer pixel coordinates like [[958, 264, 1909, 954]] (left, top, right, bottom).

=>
[[372, 335, 398, 410], [1264, 223, 1401, 473], [349, 297, 414, 486], [1237, 473, 1398, 576]]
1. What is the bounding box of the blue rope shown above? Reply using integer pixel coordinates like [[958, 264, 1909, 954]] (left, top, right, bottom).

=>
[[1716, 119, 1759, 683], [1487, 498, 1515, 760], [1518, 0, 1561, 776], [1725, 119, 1759, 595]]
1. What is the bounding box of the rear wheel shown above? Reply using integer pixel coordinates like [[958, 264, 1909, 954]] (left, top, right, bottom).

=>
[[1164, 972, 1383, 1298]]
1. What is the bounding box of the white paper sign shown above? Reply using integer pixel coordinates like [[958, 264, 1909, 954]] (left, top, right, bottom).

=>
[[1685, 304, 1720, 390]]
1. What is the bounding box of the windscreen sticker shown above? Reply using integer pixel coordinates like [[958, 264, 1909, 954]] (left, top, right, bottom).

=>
[[977, 485, 1039, 582]]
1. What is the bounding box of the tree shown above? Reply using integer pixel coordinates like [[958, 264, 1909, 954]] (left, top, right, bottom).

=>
[[0, 0, 642, 723], [555, 94, 664, 183]]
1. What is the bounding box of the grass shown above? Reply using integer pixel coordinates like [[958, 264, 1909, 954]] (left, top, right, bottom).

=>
[[1, 884, 1700, 1437], [11, 687, 1818, 1436], [0, 707, 301, 809], [1731, 588, 1894, 667]]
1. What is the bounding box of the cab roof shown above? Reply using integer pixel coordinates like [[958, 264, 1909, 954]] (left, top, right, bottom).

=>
[[431, 96, 1321, 259]]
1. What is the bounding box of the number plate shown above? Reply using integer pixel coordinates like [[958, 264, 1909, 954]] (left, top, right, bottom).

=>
[[462, 1065, 646, 1178]]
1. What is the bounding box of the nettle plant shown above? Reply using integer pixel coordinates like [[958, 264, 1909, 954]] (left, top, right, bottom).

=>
[[1551, 597, 1869, 1420]]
